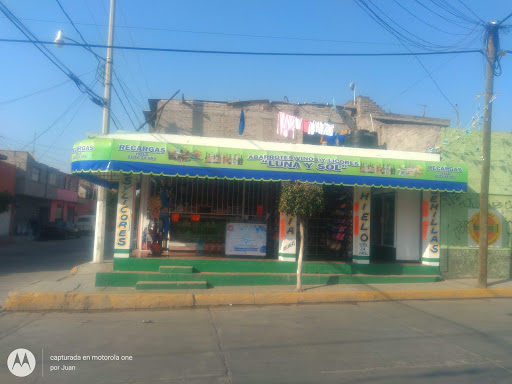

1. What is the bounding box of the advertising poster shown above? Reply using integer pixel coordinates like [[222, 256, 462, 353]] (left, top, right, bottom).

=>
[[468, 209, 502, 248], [225, 223, 267, 257]]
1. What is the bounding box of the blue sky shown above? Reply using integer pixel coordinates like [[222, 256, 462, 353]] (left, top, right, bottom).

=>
[[1, 0, 511, 172]]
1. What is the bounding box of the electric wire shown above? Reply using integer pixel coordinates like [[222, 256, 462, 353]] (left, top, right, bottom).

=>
[[0, 15, 404, 47], [497, 11, 512, 26], [118, 2, 152, 102], [0, 68, 97, 105], [0, 38, 483, 57], [113, 70, 144, 123], [414, 0, 480, 30], [55, 0, 141, 132], [456, 0, 485, 24], [355, 0, 458, 111], [392, 0, 468, 36], [0, 1, 104, 106], [37, 95, 88, 162], [112, 84, 137, 130], [21, 93, 86, 151], [429, 0, 482, 25]]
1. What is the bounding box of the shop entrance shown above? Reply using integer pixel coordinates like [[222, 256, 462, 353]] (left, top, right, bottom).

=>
[[305, 185, 353, 261], [371, 190, 396, 262], [370, 189, 422, 263], [142, 176, 281, 258]]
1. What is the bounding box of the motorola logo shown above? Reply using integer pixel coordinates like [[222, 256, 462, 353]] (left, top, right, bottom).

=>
[[7, 348, 36, 377]]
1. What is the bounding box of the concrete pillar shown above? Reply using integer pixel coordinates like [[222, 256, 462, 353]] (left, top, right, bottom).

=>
[[278, 212, 296, 261], [136, 175, 150, 252], [353, 187, 371, 264], [421, 191, 440, 266], [114, 173, 136, 258]]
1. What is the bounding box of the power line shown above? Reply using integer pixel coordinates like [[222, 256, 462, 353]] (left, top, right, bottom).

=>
[[0, 15, 404, 47], [0, 38, 483, 57], [456, 0, 485, 24], [0, 1, 105, 106], [136, 89, 180, 132], [37, 96, 88, 162], [0, 68, 97, 105], [117, 1, 152, 102], [356, 0, 458, 111], [112, 84, 137, 130], [392, 0, 469, 36], [113, 70, 144, 122], [23, 94, 86, 150], [497, 11, 512, 26]]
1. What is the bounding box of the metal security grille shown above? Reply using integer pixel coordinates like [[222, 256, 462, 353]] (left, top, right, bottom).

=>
[[152, 176, 279, 217]]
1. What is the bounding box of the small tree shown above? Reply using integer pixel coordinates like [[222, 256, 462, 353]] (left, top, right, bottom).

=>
[[0, 191, 13, 214], [279, 181, 324, 291]]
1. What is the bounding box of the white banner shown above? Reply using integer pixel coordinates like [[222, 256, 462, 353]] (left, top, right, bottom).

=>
[[114, 174, 136, 258]]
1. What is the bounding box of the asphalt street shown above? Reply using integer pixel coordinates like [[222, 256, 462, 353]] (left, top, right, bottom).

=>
[[1, 299, 511, 383], [0, 234, 112, 305]]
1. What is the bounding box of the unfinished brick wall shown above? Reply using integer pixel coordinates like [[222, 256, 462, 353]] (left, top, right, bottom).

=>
[[151, 100, 355, 143], [149, 96, 450, 153]]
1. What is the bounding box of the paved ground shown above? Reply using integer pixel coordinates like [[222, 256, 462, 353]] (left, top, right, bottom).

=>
[[0, 234, 112, 305], [0, 299, 511, 383]]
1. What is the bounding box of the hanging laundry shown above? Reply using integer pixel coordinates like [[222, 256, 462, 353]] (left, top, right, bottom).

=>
[[308, 120, 334, 136], [277, 112, 302, 138], [302, 119, 310, 133], [238, 108, 245, 135]]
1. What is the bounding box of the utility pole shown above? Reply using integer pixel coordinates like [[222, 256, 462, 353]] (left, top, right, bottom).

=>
[[93, 0, 115, 264], [455, 104, 459, 129], [478, 22, 499, 288]]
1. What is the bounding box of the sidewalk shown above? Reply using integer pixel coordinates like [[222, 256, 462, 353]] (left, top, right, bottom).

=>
[[4, 261, 512, 311]]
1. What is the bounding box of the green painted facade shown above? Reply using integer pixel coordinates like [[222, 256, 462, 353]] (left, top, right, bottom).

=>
[[113, 257, 440, 276], [440, 128, 512, 278], [95, 257, 441, 289], [97, 271, 440, 288]]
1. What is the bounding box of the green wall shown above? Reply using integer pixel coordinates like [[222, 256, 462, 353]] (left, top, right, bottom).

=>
[[439, 128, 512, 278]]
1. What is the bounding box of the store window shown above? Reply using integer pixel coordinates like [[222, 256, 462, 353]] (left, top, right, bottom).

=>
[[371, 191, 396, 261], [57, 174, 66, 189], [56, 204, 64, 220], [143, 176, 280, 257], [70, 179, 78, 192], [305, 185, 353, 261], [32, 167, 40, 182], [67, 206, 75, 222]]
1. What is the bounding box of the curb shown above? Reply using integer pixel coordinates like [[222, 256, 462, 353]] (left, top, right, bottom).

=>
[[4, 288, 512, 312]]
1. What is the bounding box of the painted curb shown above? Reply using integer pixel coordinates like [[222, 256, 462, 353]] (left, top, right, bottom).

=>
[[4, 288, 512, 311]]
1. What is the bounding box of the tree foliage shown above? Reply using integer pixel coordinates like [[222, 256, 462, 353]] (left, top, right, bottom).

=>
[[0, 191, 13, 214], [279, 181, 324, 217]]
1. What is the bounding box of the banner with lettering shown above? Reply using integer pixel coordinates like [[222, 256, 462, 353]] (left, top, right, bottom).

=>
[[114, 174, 136, 258], [353, 187, 371, 264], [421, 191, 440, 266], [72, 138, 467, 192]]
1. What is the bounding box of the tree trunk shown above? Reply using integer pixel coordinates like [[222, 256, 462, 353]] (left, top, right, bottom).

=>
[[296, 217, 305, 292]]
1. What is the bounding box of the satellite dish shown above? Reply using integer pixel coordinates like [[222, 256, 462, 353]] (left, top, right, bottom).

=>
[[349, 82, 356, 90]]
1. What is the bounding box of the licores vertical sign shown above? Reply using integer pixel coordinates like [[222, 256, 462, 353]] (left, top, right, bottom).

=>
[[353, 187, 371, 264], [278, 212, 296, 262], [114, 174, 136, 258], [422, 191, 440, 266]]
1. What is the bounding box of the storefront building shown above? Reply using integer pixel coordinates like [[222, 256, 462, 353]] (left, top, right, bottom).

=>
[[72, 132, 467, 272]]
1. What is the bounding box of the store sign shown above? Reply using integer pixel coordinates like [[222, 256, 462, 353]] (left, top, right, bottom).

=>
[[278, 213, 297, 262], [114, 174, 135, 258], [72, 138, 467, 191], [422, 191, 440, 266], [468, 209, 502, 248], [353, 187, 371, 264]]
